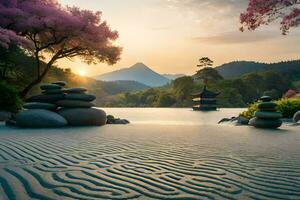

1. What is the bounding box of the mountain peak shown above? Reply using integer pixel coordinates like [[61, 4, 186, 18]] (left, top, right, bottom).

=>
[[94, 62, 170, 87], [131, 62, 150, 70]]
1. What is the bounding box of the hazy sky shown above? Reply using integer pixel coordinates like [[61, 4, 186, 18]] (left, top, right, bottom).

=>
[[58, 0, 300, 76]]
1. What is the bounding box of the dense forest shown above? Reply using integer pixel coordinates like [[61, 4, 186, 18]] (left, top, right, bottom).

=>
[[216, 60, 300, 80], [100, 70, 292, 108]]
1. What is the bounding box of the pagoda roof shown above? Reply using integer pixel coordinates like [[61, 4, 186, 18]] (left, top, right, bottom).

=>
[[191, 86, 220, 98]]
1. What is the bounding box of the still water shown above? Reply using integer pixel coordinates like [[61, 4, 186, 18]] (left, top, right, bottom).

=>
[[102, 108, 246, 125]]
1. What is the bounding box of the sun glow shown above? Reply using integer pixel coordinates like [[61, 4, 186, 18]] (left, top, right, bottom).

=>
[[78, 69, 87, 76]]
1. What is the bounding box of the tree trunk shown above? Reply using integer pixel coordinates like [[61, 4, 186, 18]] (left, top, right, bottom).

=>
[[35, 51, 40, 77], [19, 54, 60, 98]]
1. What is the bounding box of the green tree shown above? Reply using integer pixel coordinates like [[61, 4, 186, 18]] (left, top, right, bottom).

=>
[[156, 92, 176, 107], [173, 76, 194, 102], [195, 67, 223, 85], [197, 57, 213, 68], [0, 82, 23, 112]]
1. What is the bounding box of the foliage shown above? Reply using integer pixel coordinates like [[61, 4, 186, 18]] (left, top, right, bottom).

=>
[[0, 82, 23, 112], [197, 57, 213, 68], [239, 103, 258, 119], [155, 92, 176, 107], [195, 67, 224, 83], [0, 45, 33, 83], [216, 60, 300, 80], [240, 0, 300, 34], [240, 99, 300, 119], [0, 0, 121, 96], [276, 99, 300, 118], [173, 76, 194, 101], [0, 27, 30, 48], [217, 88, 246, 108]]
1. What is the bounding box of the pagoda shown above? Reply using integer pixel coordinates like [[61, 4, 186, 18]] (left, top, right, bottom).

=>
[[192, 86, 220, 111]]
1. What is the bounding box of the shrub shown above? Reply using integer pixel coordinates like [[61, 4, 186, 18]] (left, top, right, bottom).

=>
[[276, 99, 300, 118], [239, 103, 258, 119], [0, 82, 23, 112], [240, 98, 300, 119]]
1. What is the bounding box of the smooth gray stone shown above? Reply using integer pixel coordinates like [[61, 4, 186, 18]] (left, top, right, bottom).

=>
[[255, 111, 282, 119], [258, 102, 277, 110], [52, 81, 67, 87], [63, 88, 87, 94], [260, 96, 272, 102], [106, 115, 130, 124], [237, 116, 249, 125], [218, 117, 236, 124], [5, 119, 16, 126], [113, 119, 130, 124], [293, 111, 300, 123], [249, 117, 282, 129], [64, 94, 96, 102], [40, 84, 62, 90], [26, 94, 65, 103], [16, 109, 67, 128], [0, 111, 11, 121], [58, 108, 106, 126], [23, 102, 57, 110], [56, 100, 94, 108], [42, 89, 64, 94]]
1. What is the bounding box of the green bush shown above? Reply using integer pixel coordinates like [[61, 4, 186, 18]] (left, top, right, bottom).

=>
[[239, 103, 258, 119], [240, 98, 300, 119], [0, 82, 23, 112], [276, 99, 300, 118]]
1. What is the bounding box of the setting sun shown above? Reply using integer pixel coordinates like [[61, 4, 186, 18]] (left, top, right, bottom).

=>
[[78, 69, 87, 76]]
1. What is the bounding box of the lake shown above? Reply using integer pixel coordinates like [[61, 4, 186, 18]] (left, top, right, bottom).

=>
[[103, 108, 245, 125]]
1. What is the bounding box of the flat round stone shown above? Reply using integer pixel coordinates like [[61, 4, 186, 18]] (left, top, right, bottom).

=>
[[26, 94, 65, 103], [52, 81, 67, 87], [249, 117, 282, 129], [23, 102, 57, 110], [258, 102, 277, 110], [260, 96, 272, 102], [40, 84, 62, 90], [64, 94, 96, 102], [255, 111, 282, 119], [56, 100, 94, 108], [58, 108, 106, 126], [293, 111, 300, 123], [63, 88, 87, 94], [16, 109, 67, 128], [42, 89, 64, 94]]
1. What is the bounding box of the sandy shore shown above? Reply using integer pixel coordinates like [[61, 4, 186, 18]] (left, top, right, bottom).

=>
[[0, 122, 300, 199]]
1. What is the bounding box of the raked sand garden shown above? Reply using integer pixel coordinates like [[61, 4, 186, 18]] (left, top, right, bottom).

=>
[[0, 108, 300, 200]]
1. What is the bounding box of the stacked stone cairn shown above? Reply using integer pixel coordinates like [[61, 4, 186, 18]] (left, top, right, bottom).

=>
[[14, 81, 107, 128], [249, 96, 283, 129]]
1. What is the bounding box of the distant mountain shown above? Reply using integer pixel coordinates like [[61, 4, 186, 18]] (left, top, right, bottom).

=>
[[94, 63, 170, 87], [163, 74, 185, 80], [99, 80, 149, 95], [216, 60, 300, 79]]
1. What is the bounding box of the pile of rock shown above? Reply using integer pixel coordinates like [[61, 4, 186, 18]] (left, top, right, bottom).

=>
[[14, 81, 107, 128], [106, 115, 130, 125], [249, 96, 282, 129]]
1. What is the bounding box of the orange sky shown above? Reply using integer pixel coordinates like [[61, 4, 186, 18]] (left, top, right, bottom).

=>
[[58, 0, 300, 77]]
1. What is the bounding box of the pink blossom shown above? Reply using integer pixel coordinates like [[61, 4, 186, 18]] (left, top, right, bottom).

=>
[[0, 27, 31, 48], [240, 0, 300, 34], [0, 0, 121, 64]]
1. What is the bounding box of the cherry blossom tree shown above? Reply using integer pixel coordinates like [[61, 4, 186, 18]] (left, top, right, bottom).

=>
[[0, 0, 122, 97], [240, 0, 300, 35]]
